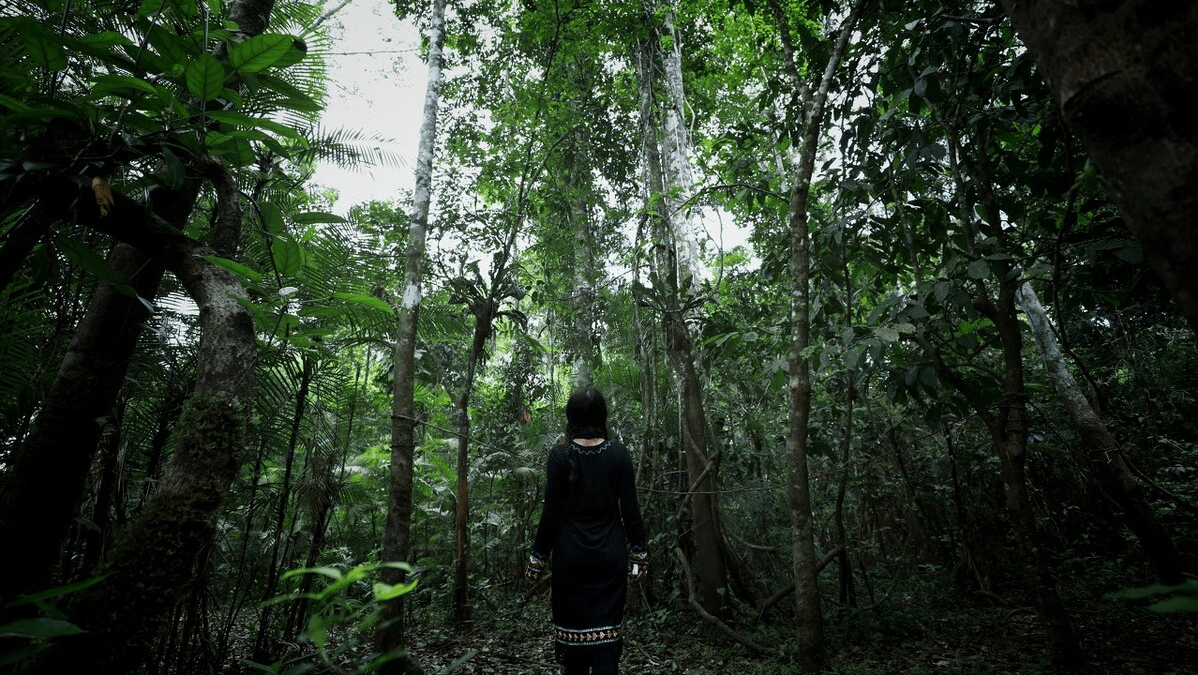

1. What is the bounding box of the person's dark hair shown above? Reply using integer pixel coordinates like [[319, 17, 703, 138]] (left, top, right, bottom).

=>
[[565, 386, 608, 440]]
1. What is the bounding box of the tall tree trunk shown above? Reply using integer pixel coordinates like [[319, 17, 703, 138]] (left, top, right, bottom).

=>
[[997, 1, 1198, 334], [376, 0, 446, 671], [451, 306, 493, 625], [0, 0, 274, 609], [0, 234, 171, 606], [835, 377, 856, 607], [768, 0, 867, 669], [637, 4, 729, 618], [38, 167, 257, 674], [1017, 281, 1184, 584]]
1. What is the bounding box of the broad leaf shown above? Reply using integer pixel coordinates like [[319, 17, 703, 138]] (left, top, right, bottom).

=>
[[0, 618, 84, 639], [230, 34, 293, 73], [184, 54, 226, 100]]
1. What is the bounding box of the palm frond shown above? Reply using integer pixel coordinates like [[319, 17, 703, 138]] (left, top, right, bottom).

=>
[[298, 126, 409, 171]]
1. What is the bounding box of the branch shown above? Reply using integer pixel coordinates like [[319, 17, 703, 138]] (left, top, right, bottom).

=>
[[754, 545, 843, 619], [674, 548, 783, 658]]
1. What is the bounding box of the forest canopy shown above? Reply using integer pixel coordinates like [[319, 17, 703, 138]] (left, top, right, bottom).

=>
[[0, 1, 1195, 674]]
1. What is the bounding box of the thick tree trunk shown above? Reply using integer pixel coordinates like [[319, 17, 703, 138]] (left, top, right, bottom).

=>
[[376, 0, 445, 671], [0, 241, 165, 605], [0, 0, 275, 610], [637, 7, 729, 619], [998, 1, 1198, 333], [1017, 281, 1184, 584], [36, 180, 257, 674]]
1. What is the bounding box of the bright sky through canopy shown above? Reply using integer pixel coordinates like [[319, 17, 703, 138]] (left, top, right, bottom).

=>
[[312, 0, 423, 214]]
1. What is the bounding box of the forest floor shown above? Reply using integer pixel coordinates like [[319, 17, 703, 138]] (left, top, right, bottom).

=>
[[408, 593, 1198, 675]]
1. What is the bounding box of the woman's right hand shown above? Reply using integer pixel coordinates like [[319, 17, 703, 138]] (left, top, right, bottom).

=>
[[526, 554, 546, 582]]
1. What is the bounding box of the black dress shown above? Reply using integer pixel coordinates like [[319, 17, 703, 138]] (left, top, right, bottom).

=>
[[531, 438, 647, 674]]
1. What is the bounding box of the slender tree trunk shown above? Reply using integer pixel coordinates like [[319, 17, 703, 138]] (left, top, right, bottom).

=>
[[376, 0, 446, 671], [1017, 281, 1184, 584], [451, 307, 493, 625], [997, 1, 1198, 334], [768, 0, 868, 668], [835, 378, 856, 607], [254, 356, 314, 660], [990, 287, 1081, 668]]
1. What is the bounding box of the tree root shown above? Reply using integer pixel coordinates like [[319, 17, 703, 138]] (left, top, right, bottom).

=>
[[673, 548, 783, 658]]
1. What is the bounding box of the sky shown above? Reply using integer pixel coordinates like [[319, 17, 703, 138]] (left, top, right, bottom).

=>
[[308, 0, 752, 260], [310, 0, 424, 215]]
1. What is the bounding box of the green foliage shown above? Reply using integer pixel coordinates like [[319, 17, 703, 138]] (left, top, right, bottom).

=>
[[246, 562, 417, 674], [1108, 580, 1198, 614], [0, 576, 104, 666]]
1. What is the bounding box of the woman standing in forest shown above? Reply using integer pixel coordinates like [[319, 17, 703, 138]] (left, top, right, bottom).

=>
[[526, 386, 649, 675]]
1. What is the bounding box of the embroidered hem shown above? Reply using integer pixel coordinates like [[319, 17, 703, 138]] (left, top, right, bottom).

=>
[[554, 623, 622, 645]]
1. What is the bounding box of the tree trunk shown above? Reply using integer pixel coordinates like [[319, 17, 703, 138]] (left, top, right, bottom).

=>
[[0, 237, 170, 606], [987, 284, 1081, 669], [768, 0, 867, 668], [0, 0, 274, 610], [38, 177, 257, 674], [997, 1, 1198, 333], [451, 307, 492, 625], [376, 0, 446, 670], [253, 355, 314, 660], [1017, 281, 1184, 585], [636, 5, 729, 619]]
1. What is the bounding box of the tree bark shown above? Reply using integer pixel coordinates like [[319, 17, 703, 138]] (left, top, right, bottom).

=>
[[376, 0, 446, 670], [997, 1, 1198, 333], [637, 3, 729, 619], [1017, 281, 1184, 585], [34, 180, 257, 674], [0, 240, 166, 605], [768, 0, 868, 669]]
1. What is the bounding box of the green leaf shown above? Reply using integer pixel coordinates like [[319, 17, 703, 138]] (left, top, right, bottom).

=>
[[967, 259, 989, 280], [147, 23, 194, 64], [5, 576, 105, 610], [208, 134, 256, 167], [230, 34, 293, 73], [259, 202, 285, 235], [203, 110, 306, 144], [292, 212, 347, 225], [373, 579, 417, 601], [202, 254, 263, 283], [137, 0, 166, 20], [334, 292, 394, 314], [185, 54, 226, 100], [56, 236, 140, 301], [1149, 595, 1198, 613], [89, 74, 161, 99], [161, 147, 187, 189], [18, 21, 68, 71], [271, 238, 304, 276], [0, 618, 84, 639], [281, 566, 344, 582]]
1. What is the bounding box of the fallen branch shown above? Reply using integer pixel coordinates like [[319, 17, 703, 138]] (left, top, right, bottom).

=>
[[673, 548, 783, 658]]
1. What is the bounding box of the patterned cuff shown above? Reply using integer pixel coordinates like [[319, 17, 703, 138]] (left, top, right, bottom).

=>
[[526, 553, 546, 580]]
